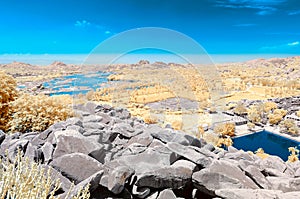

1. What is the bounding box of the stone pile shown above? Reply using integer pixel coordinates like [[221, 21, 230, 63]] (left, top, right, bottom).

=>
[[1, 102, 300, 199]]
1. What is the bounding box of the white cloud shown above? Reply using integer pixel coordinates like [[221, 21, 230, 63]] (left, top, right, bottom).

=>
[[288, 10, 300, 15], [287, 41, 299, 46], [216, 0, 286, 15], [74, 21, 112, 35], [74, 20, 91, 28], [260, 41, 300, 51]]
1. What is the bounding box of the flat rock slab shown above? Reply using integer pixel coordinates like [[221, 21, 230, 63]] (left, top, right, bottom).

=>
[[136, 166, 192, 189], [266, 176, 300, 192], [192, 160, 259, 196], [53, 130, 104, 161], [259, 155, 286, 173], [244, 165, 272, 189], [50, 153, 103, 184], [114, 148, 175, 174], [167, 142, 212, 168], [107, 165, 134, 194]]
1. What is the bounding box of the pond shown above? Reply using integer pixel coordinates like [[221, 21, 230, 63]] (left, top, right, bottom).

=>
[[232, 130, 300, 161], [43, 71, 111, 96]]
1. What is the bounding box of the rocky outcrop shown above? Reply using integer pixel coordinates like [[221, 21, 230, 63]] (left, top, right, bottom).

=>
[[1, 102, 300, 199]]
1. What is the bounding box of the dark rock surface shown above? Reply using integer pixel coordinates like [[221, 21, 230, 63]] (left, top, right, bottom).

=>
[[1, 101, 300, 199]]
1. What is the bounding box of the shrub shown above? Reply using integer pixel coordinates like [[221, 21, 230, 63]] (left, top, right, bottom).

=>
[[0, 150, 90, 199], [0, 71, 18, 131], [214, 122, 235, 137], [288, 147, 299, 163], [171, 120, 183, 130], [216, 137, 233, 147], [0, 71, 18, 104], [144, 114, 158, 124], [247, 122, 255, 130], [255, 148, 269, 159], [268, 113, 283, 125], [233, 102, 247, 115], [8, 94, 73, 133], [263, 101, 277, 112], [296, 110, 300, 117], [247, 106, 262, 123], [273, 109, 287, 117], [280, 119, 299, 135]]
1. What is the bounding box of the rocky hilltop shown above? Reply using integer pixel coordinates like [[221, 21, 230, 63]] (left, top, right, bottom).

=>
[[1, 102, 300, 199]]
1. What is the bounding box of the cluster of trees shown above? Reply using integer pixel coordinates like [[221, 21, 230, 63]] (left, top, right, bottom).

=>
[[0, 71, 73, 133]]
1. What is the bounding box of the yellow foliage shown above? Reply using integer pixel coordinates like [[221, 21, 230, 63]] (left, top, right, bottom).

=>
[[273, 109, 287, 117], [233, 102, 247, 114], [255, 148, 269, 159], [172, 120, 183, 130], [0, 71, 18, 131], [143, 114, 158, 124], [280, 119, 299, 135], [214, 122, 235, 137], [216, 137, 233, 147], [268, 113, 283, 125], [296, 111, 300, 117], [0, 71, 18, 103], [247, 122, 255, 130], [8, 94, 73, 133], [197, 126, 205, 138], [0, 150, 90, 199], [263, 101, 277, 112], [288, 147, 299, 163], [247, 106, 261, 123]]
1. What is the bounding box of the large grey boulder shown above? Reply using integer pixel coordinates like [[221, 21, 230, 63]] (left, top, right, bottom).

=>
[[42, 165, 73, 192], [125, 132, 153, 147], [171, 160, 197, 172], [136, 166, 192, 189], [266, 176, 300, 192], [259, 155, 286, 173], [112, 122, 142, 138], [166, 142, 212, 168], [83, 122, 105, 130], [193, 169, 246, 196], [244, 165, 272, 189], [192, 160, 258, 196], [41, 141, 54, 164], [50, 153, 103, 184], [66, 125, 85, 134], [148, 127, 203, 147], [31, 128, 53, 146], [1, 139, 29, 161], [113, 148, 176, 174], [107, 165, 134, 194], [65, 117, 83, 127], [52, 130, 105, 162], [24, 143, 40, 162], [215, 189, 283, 199], [224, 150, 255, 161], [96, 112, 112, 124], [82, 115, 103, 123]]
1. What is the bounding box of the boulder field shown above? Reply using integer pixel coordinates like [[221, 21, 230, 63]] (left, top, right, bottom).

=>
[[1, 102, 300, 199]]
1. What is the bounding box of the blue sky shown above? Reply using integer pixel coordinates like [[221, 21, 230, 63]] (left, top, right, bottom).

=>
[[0, 0, 300, 55]]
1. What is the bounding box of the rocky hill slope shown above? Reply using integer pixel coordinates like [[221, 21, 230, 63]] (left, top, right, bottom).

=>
[[1, 102, 300, 199]]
